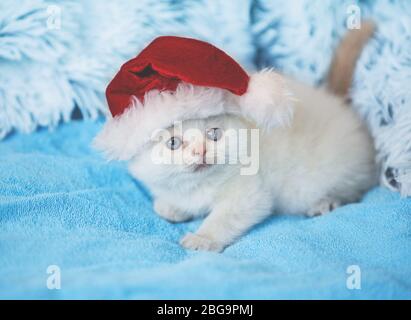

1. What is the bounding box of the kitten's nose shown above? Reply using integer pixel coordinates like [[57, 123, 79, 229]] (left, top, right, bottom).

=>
[[192, 144, 206, 157]]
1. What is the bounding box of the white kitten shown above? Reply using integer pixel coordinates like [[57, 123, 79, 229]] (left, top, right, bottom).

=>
[[127, 78, 376, 252], [95, 23, 377, 252]]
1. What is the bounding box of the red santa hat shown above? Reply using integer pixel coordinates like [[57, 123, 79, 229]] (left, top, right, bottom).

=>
[[94, 36, 294, 160]]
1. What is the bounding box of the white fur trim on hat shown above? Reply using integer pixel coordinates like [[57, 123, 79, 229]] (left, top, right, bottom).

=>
[[93, 84, 229, 161], [93, 69, 295, 161], [237, 68, 295, 131]]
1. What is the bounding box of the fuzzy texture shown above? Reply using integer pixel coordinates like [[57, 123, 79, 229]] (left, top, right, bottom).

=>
[[1, 120, 410, 299], [0, 0, 253, 139], [350, 1, 411, 196], [238, 69, 295, 130], [252, 0, 411, 195], [327, 21, 377, 97]]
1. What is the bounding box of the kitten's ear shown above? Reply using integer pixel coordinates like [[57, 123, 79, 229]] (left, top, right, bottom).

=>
[[237, 69, 295, 130]]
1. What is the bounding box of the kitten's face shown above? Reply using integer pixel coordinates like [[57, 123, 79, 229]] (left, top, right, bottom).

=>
[[129, 115, 250, 183], [154, 116, 227, 173]]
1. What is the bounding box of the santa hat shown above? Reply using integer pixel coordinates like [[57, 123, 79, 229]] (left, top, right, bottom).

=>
[[94, 36, 294, 160]]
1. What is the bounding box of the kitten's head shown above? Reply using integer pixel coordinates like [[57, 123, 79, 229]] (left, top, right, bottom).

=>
[[128, 115, 252, 185]]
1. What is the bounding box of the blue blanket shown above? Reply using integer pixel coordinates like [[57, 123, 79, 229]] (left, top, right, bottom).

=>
[[0, 121, 410, 299]]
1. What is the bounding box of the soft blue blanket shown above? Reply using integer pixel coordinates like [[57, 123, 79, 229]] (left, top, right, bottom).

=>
[[0, 121, 410, 299]]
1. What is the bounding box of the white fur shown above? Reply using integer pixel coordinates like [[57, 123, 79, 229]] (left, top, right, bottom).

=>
[[95, 72, 377, 253], [237, 69, 295, 130]]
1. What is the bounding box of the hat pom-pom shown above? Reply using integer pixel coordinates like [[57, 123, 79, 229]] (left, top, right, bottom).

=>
[[237, 69, 295, 131]]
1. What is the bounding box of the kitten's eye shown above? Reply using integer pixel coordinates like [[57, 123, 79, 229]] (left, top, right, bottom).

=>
[[166, 137, 182, 150], [206, 128, 223, 141]]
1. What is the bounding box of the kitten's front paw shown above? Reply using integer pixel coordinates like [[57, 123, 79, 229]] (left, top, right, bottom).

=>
[[307, 199, 341, 217], [180, 233, 225, 253], [154, 201, 191, 223]]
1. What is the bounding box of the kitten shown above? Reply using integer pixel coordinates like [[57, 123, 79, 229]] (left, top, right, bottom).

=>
[[128, 83, 376, 252], [95, 23, 377, 252]]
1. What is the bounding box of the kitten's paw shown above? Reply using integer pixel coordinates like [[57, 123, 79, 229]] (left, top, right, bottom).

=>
[[307, 199, 341, 217], [180, 232, 225, 253], [154, 201, 191, 223]]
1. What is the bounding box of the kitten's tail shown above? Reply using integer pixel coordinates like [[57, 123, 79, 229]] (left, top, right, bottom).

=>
[[326, 21, 376, 98]]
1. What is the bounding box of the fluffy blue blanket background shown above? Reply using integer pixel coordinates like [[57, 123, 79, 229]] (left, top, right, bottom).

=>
[[0, 120, 410, 299], [0, 0, 411, 299]]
